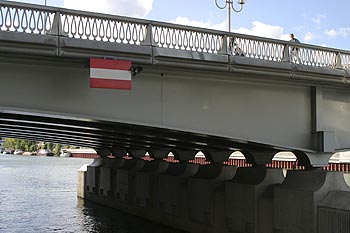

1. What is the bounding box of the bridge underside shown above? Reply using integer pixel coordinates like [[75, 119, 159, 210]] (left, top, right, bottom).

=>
[[0, 110, 288, 164], [0, 51, 348, 166]]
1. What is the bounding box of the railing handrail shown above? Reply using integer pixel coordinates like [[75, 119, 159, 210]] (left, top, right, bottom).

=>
[[1, 0, 350, 65]]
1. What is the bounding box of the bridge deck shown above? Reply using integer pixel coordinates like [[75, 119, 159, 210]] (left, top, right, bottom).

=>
[[1, 1, 350, 166]]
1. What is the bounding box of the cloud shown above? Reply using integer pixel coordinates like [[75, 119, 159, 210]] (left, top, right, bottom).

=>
[[171, 16, 227, 31], [234, 21, 290, 40], [311, 14, 326, 25], [63, 0, 153, 18], [303, 32, 314, 43], [325, 27, 350, 38], [325, 29, 337, 38], [170, 19, 291, 41]]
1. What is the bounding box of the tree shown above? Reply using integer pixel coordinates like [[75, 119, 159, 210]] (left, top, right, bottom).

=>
[[53, 144, 62, 156], [2, 138, 70, 155], [29, 143, 38, 152], [46, 142, 54, 151], [4, 138, 16, 150]]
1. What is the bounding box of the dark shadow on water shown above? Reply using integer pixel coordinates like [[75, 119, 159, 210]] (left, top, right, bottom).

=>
[[77, 199, 188, 233]]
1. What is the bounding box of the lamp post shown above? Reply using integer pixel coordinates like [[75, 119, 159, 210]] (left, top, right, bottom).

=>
[[214, 0, 247, 32]]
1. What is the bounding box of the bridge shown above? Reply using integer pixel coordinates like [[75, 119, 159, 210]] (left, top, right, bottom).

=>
[[2, 2, 350, 233]]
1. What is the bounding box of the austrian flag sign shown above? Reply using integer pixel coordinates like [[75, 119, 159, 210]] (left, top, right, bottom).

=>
[[90, 58, 132, 90]]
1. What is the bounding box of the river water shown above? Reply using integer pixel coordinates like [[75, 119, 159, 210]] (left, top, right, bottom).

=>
[[0, 154, 184, 233]]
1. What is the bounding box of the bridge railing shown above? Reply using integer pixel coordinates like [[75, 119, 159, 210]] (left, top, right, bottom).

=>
[[0, 2, 55, 34], [1, 1, 350, 68]]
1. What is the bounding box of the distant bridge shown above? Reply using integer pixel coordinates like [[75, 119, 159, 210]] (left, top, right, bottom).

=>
[[1, 1, 350, 167]]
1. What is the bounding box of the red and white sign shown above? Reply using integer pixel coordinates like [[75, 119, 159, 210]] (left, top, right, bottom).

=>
[[90, 58, 132, 90]]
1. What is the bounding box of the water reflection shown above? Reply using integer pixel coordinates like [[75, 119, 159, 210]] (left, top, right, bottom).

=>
[[77, 199, 186, 233], [0, 155, 186, 233]]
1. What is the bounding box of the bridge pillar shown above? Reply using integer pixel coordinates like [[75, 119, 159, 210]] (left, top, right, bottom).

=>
[[274, 170, 350, 233], [157, 162, 199, 230], [77, 164, 88, 199], [99, 157, 117, 197], [86, 158, 104, 194], [134, 150, 169, 208], [114, 157, 138, 202], [224, 167, 285, 233], [186, 164, 237, 232], [114, 149, 147, 203]]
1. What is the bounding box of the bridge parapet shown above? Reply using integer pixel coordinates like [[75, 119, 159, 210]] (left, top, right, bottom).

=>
[[1, 1, 350, 69]]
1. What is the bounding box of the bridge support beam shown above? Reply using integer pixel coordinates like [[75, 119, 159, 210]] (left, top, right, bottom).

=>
[[186, 164, 237, 232], [293, 151, 333, 168], [115, 150, 146, 203], [95, 148, 111, 157], [148, 149, 170, 160], [241, 149, 277, 167], [157, 162, 199, 225], [134, 159, 169, 207], [274, 170, 350, 233], [78, 157, 350, 233], [99, 157, 117, 197], [111, 148, 128, 158], [86, 158, 104, 194], [225, 167, 285, 233], [202, 149, 232, 164], [173, 149, 198, 162]]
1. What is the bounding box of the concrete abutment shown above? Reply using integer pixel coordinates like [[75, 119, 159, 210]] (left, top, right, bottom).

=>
[[79, 157, 350, 233]]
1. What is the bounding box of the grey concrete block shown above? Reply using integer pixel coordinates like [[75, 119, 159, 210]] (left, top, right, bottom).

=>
[[319, 190, 350, 233], [86, 158, 103, 194], [134, 160, 169, 207], [225, 167, 284, 233], [274, 170, 350, 233], [115, 159, 145, 203], [99, 158, 118, 197], [157, 163, 199, 218], [187, 164, 237, 225]]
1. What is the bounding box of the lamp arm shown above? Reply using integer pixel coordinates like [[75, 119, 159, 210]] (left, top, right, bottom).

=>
[[230, 2, 244, 12], [215, 0, 228, 9]]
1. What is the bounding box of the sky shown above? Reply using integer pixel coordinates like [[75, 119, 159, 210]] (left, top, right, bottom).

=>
[[6, 0, 350, 50]]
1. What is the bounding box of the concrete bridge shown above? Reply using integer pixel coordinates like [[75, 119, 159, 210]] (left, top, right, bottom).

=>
[[2, 2, 350, 232]]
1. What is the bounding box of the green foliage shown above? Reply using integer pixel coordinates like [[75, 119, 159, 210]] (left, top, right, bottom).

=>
[[4, 138, 16, 150], [46, 142, 54, 151], [53, 144, 62, 156], [2, 138, 66, 155]]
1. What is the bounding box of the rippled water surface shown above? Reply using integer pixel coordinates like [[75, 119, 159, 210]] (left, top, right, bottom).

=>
[[0, 154, 184, 233]]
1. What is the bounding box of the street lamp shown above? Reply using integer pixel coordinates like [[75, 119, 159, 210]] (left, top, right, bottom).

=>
[[215, 0, 247, 32]]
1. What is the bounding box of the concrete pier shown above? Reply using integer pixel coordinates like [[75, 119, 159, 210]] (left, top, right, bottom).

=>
[[274, 170, 350, 233], [79, 157, 350, 233], [225, 167, 285, 233], [115, 158, 140, 203], [157, 163, 199, 229], [86, 158, 103, 194], [134, 160, 169, 207], [187, 164, 236, 231], [99, 158, 117, 197]]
